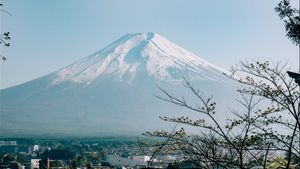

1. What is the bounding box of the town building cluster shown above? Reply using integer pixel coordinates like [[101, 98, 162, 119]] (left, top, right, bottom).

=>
[[0, 139, 189, 169]]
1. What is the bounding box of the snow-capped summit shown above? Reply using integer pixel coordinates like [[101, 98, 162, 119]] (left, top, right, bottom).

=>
[[52, 32, 227, 85], [0, 32, 234, 137]]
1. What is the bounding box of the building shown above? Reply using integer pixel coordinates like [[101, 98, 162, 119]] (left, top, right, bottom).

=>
[[106, 154, 147, 168], [0, 141, 17, 146], [33, 145, 39, 152], [30, 159, 40, 169], [132, 155, 150, 163]]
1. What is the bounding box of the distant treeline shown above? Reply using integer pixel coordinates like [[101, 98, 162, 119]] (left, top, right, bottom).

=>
[[0, 136, 156, 147]]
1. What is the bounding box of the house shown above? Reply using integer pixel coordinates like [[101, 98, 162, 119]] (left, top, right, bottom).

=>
[[106, 154, 147, 168], [132, 156, 150, 163], [30, 159, 40, 169]]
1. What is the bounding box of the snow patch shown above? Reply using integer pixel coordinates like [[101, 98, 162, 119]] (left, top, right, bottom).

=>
[[52, 32, 228, 86]]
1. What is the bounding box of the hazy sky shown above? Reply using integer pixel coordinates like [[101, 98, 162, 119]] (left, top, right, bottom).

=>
[[0, 0, 298, 89]]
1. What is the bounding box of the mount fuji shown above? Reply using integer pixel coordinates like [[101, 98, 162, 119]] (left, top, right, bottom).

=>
[[0, 32, 234, 137]]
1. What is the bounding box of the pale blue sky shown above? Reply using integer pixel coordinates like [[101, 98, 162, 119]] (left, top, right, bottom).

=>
[[0, 0, 298, 89]]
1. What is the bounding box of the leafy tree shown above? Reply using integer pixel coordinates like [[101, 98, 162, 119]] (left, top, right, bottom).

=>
[[70, 154, 89, 168], [145, 77, 272, 168], [145, 1, 300, 168], [50, 160, 64, 168], [230, 61, 300, 168], [268, 156, 297, 169], [275, 0, 300, 46], [42, 149, 75, 160], [0, 3, 11, 61], [0, 154, 16, 164], [145, 60, 300, 169]]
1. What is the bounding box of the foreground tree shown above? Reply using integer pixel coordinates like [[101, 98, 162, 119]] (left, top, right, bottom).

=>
[[275, 0, 300, 45], [230, 61, 300, 168], [145, 1, 300, 168], [145, 61, 299, 169], [0, 2, 11, 61]]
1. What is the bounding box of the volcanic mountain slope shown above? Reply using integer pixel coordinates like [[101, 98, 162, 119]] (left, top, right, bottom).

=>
[[0, 32, 234, 137], [52, 32, 227, 85]]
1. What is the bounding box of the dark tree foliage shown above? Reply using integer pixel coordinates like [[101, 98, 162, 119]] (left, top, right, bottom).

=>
[[42, 149, 75, 160], [0, 2, 11, 61], [0, 154, 16, 164], [275, 0, 300, 45]]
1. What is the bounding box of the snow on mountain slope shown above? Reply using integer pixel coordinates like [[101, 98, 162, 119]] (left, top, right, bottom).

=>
[[52, 32, 228, 85], [0, 32, 235, 137]]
